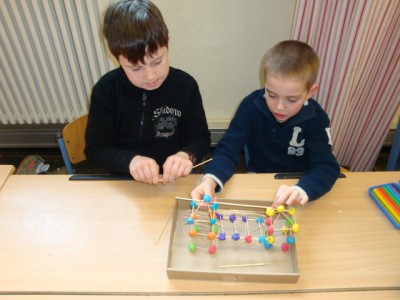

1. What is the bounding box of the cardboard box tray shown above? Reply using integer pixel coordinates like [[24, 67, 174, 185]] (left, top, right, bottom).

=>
[[167, 198, 300, 283]]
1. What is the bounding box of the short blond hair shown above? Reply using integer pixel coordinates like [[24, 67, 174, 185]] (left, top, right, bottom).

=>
[[263, 40, 319, 90]]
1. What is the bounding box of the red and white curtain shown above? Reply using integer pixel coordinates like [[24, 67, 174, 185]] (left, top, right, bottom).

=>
[[292, 0, 400, 171]]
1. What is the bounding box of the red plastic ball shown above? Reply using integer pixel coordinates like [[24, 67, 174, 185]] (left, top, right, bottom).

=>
[[244, 234, 252, 243], [281, 242, 289, 252], [208, 245, 217, 254], [267, 226, 274, 235]]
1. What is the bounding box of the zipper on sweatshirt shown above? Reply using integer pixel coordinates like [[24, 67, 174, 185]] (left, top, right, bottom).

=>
[[138, 93, 147, 141]]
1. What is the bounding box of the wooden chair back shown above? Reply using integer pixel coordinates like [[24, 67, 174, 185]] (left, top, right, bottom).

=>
[[62, 114, 88, 164]]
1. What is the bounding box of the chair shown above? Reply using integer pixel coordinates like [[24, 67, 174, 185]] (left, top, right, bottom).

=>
[[56, 114, 88, 174], [386, 116, 400, 171]]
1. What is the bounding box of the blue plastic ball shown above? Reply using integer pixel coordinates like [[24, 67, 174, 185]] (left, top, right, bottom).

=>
[[263, 240, 273, 249], [258, 236, 266, 243], [231, 233, 240, 240], [286, 236, 296, 244], [203, 194, 212, 203], [218, 232, 226, 240]]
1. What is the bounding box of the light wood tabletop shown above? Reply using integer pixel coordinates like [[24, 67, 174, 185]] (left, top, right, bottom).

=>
[[0, 165, 15, 191], [0, 290, 399, 300], [0, 172, 398, 298]]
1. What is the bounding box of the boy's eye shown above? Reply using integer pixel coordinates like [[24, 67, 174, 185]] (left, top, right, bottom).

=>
[[152, 59, 162, 66], [131, 66, 141, 71], [268, 94, 276, 98]]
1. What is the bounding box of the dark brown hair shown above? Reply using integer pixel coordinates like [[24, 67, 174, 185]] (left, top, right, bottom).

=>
[[102, 0, 169, 64]]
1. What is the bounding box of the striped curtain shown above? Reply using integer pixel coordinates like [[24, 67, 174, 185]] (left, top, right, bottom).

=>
[[292, 0, 400, 171]]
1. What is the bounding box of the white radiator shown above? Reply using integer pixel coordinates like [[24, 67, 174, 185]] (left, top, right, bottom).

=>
[[0, 0, 113, 125]]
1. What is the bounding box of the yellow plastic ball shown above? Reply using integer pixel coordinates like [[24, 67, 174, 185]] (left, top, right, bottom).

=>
[[266, 207, 275, 217], [277, 205, 285, 213]]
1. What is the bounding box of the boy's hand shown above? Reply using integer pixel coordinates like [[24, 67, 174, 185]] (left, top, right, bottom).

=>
[[272, 184, 309, 207], [161, 151, 193, 184], [190, 177, 218, 200], [129, 155, 160, 185]]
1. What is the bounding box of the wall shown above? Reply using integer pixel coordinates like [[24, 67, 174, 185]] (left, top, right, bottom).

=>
[[0, 0, 295, 147], [100, 0, 296, 127], [152, 0, 296, 128]]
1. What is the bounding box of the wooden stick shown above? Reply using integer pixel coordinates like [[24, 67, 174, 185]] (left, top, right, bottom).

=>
[[192, 158, 213, 169], [217, 262, 271, 268], [176, 197, 273, 210], [155, 205, 174, 244], [158, 158, 213, 182]]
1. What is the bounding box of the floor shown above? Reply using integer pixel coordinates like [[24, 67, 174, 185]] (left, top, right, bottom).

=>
[[0, 145, 393, 174]]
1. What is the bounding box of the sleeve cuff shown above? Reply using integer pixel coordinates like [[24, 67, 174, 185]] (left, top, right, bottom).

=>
[[188, 153, 197, 165], [202, 174, 224, 193], [292, 185, 308, 197]]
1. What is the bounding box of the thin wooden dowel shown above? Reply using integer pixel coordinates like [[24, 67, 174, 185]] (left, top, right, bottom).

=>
[[175, 197, 273, 210], [192, 158, 213, 169], [217, 262, 271, 268], [158, 158, 213, 182]]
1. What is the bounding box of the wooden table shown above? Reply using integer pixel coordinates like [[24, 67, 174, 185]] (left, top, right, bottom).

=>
[[0, 165, 15, 191], [0, 172, 399, 299]]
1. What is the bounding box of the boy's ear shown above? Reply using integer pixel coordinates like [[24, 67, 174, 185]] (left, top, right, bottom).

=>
[[307, 83, 319, 98]]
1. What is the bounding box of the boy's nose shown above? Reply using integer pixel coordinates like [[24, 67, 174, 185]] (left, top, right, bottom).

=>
[[276, 99, 285, 110], [144, 67, 156, 81]]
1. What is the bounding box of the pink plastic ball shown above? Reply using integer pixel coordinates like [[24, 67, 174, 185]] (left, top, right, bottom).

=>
[[208, 245, 217, 254], [281, 242, 289, 252], [265, 218, 273, 226], [267, 226, 274, 235], [244, 234, 252, 243]]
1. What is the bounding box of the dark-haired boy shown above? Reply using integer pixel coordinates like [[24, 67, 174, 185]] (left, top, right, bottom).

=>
[[85, 0, 210, 185]]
